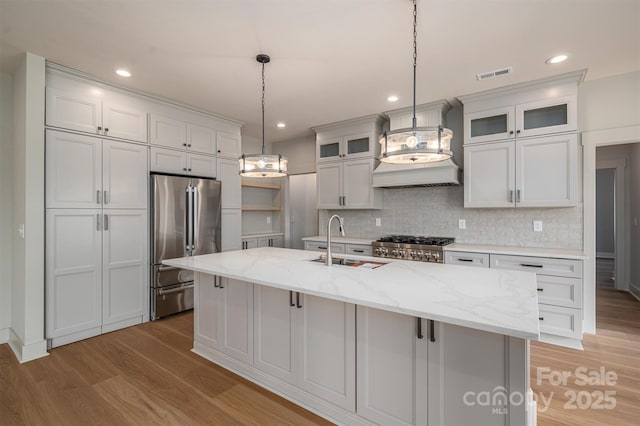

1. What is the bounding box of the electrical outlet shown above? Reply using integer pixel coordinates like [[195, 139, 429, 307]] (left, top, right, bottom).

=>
[[17, 224, 25, 239], [533, 220, 543, 232], [458, 219, 466, 230], [375, 218, 382, 227], [266, 216, 271, 224]]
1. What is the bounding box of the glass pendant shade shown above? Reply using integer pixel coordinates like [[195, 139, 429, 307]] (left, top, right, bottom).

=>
[[379, 126, 453, 164], [239, 154, 288, 177]]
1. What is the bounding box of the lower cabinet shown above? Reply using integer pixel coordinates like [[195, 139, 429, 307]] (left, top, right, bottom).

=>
[[242, 234, 284, 249], [194, 274, 253, 364], [221, 209, 242, 251], [46, 209, 148, 347], [253, 286, 356, 411]]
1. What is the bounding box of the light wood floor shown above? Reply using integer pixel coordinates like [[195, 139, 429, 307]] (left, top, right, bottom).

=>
[[1, 288, 638, 426]]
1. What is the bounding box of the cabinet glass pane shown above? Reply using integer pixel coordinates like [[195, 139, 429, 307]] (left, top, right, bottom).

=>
[[470, 115, 508, 137], [347, 137, 370, 154], [523, 104, 568, 130], [320, 143, 340, 158]]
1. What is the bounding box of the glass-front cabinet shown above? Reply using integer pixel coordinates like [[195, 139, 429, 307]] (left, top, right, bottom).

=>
[[464, 96, 576, 144], [316, 132, 375, 162]]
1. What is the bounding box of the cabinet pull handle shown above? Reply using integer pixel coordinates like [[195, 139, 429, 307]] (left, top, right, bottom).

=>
[[104, 128, 109, 134], [509, 130, 514, 135], [97, 126, 102, 133], [539, 317, 544, 321], [429, 320, 436, 342], [296, 292, 302, 309], [219, 277, 224, 289], [97, 190, 101, 204], [516, 130, 521, 134], [103, 190, 108, 204], [508, 190, 514, 203], [318, 246, 327, 250], [214, 275, 219, 288], [289, 291, 295, 307], [104, 214, 109, 231], [516, 189, 521, 203], [417, 317, 423, 339], [521, 263, 543, 268], [96, 214, 101, 231], [353, 249, 364, 253], [457, 258, 473, 262], [343, 196, 346, 205], [537, 288, 544, 292]]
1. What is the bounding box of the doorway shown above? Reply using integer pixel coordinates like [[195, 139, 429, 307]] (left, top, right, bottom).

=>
[[595, 168, 615, 288], [288, 173, 317, 249]]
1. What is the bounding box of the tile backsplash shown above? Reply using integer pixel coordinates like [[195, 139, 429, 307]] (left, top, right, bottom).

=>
[[319, 186, 583, 249]]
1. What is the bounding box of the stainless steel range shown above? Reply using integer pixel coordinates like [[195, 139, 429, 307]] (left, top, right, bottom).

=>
[[372, 235, 454, 263]]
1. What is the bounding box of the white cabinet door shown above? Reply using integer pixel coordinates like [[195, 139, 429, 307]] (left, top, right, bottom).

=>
[[102, 140, 148, 209], [343, 158, 376, 208], [46, 209, 102, 341], [343, 132, 375, 160], [316, 137, 343, 163], [464, 141, 515, 208], [515, 96, 577, 139], [257, 236, 271, 247], [241, 237, 258, 250], [217, 277, 254, 364], [102, 101, 148, 143], [221, 209, 242, 251], [316, 162, 342, 209], [270, 235, 283, 248], [45, 87, 102, 135], [217, 157, 242, 208], [356, 307, 427, 426], [101, 210, 147, 328], [150, 147, 187, 175], [187, 153, 217, 178], [188, 123, 217, 154], [516, 133, 578, 207], [254, 286, 298, 384], [46, 130, 102, 209], [149, 114, 187, 149], [298, 295, 356, 411], [216, 130, 241, 158], [194, 273, 221, 348], [464, 106, 515, 145]]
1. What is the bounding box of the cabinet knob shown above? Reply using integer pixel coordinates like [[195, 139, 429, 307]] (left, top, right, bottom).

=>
[[217, 150, 221, 153], [97, 126, 102, 132], [187, 144, 192, 147], [516, 130, 521, 134], [509, 131, 514, 135], [188, 168, 192, 172], [183, 143, 187, 147], [104, 128, 109, 133], [183, 168, 187, 171]]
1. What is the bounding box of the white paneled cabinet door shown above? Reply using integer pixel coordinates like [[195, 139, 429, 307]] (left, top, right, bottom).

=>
[[101, 210, 147, 330], [221, 209, 242, 251], [343, 159, 375, 208], [150, 147, 186, 175], [357, 307, 428, 426], [149, 114, 187, 149], [216, 130, 241, 158], [188, 123, 217, 154], [516, 133, 578, 207], [102, 140, 148, 209], [217, 157, 241, 208], [45, 87, 102, 135], [297, 295, 356, 411], [218, 277, 254, 364], [46, 130, 101, 209], [46, 210, 102, 344], [194, 273, 220, 348], [102, 101, 148, 142], [464, 141, 515, 208], [316, 162, 342, 209], [188, 153, 217, 178], [254, 286, 297, 384]]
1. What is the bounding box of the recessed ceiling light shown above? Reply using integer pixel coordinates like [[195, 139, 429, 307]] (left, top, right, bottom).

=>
[[546, 55, 568, 64], [387, 95, 399, 102], [116, 69, 131, 77], [276, 122, 286, 128]]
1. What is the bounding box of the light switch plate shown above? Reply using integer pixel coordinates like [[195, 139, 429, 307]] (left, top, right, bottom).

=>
[[375, 218, 381, 227], [533, 220, 543, 232], [458, 219, 466, 230], [266, 216, 271, 224]]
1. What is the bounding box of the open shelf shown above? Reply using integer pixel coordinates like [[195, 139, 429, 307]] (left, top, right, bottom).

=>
[[241, 181, 281, 190], [242, 206, 281, 211]]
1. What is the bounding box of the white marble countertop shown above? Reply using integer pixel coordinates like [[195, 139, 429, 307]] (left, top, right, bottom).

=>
[[302, 236, 375, 245], [445, 243, 587, 260], [164, 247, 540, 340]]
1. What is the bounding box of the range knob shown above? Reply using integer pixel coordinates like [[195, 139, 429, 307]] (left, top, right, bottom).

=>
[[410, 250, 416, 258], [398, 249, 405, 257], [415, 250, 424, 260], [423, 252, 432, 261], [391, 249, 398, 257], [433, 252, 440, 261]]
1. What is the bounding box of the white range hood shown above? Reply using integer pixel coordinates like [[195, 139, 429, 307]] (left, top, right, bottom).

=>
[[372, 100, 462, 188]]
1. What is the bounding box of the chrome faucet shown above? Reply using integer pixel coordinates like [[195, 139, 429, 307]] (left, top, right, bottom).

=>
[[326, 214, 345, 266]]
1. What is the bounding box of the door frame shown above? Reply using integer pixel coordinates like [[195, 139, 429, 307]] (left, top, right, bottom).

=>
[[583, 125, 640, 333], [595, 160, 628, 292]]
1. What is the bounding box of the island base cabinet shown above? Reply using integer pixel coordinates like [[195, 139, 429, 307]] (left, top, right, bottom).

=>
[[194, 274, 253, 365]]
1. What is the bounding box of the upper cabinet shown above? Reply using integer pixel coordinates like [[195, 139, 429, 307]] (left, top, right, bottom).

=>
[[46, 77, 148, 143], [313, 115, 385, 209], [458, 70, 586, 208], [150, 114, 217, 155]]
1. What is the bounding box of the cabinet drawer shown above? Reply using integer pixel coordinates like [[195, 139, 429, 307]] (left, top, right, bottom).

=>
[[444, 251, 489, 268], [345, 244, 372, 256], [490, 254, 582, 278], [304, 241, 345, 254], [537, 276, 582, 309], [538, 305, 582, 339]]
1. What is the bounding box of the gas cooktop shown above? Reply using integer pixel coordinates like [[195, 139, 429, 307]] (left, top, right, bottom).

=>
[[372, 235, 455, 263]]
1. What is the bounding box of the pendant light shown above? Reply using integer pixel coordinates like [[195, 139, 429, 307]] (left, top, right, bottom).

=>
[[239, 54, 288, 177], [379, 0, 453, 164]]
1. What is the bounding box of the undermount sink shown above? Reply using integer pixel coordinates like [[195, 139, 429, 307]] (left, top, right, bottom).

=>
[[309, 255, 387, 269]]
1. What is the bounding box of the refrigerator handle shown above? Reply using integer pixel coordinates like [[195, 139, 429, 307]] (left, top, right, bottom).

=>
[[185, 185, 192, 251], [192, 187, 198, 250]]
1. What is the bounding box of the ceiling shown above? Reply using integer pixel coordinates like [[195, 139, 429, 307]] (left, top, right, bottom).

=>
[[1, 0, 639, 143]]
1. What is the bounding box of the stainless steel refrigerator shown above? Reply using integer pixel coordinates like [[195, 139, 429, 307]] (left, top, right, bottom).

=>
[[150, 173, 221, 320]]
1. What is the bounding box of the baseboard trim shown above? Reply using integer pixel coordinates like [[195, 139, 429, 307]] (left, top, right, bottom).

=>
[[8, 329, 48, 363], [629, 282, 640, 301], [0, 328, 9, 344]]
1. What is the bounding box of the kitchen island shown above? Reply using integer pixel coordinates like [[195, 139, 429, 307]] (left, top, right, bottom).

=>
[[164, 247, 539, 426]]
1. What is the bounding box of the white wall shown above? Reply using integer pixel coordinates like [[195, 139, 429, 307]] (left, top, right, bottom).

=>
[[0, 72, 13, 343], [272, 134, 316, 175], [595, 169, 615, 256], [10, 53, 47, 362], [579, 71, 640, 132], [630, 144, 640, 299]]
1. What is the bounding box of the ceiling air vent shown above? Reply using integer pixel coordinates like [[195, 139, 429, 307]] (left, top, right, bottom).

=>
[[476, 67, 513, 81]]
